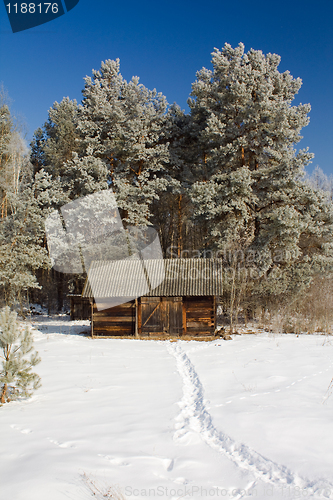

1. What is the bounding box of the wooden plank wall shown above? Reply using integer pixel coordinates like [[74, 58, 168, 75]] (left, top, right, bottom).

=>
[[90, 296, 215, 337], [140, 296, 215, 337], [184, 296, 215, 336], [92, 301, 135, 337], [69, 296, 91, 320], [169, 297, 183, 335]]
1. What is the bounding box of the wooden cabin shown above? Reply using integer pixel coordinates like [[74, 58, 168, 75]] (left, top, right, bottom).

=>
[[82, 258, 223, 338]]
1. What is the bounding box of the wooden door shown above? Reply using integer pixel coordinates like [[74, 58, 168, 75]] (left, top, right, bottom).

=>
[[140, 297, 162, 334], [140, 297, 183, 335], [168, 297, 183, 335]]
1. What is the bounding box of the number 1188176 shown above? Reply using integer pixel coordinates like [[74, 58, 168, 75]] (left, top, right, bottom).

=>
[[6, 3, 59, 13]]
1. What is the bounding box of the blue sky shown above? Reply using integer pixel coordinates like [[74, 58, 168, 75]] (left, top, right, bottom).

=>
[[1, 0, 332, 174]]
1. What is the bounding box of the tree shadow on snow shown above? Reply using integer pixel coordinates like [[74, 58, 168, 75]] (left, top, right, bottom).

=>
[[29, 314, 91, 337]]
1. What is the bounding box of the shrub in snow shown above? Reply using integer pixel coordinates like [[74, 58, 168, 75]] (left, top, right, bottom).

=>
[[0, 306, 41, 404]]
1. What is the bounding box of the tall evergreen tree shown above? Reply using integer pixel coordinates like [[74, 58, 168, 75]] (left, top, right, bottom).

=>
[[29, 98, 86, 310], [43, 97, 81, 177], [189, 43, 333, 305], [152, 103, 209, 257], [0, 168, 65, 306], [0, 92, 52, 306], [70, 59, 170, 225], [30, 97, 81, 179], [0, 89, 20, 219], [306, 166, 333, 201]]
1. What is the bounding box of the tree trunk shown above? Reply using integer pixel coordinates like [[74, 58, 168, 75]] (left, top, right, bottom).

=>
[[1, 383, 8, 404], [177, 194, 182, 258], [57, 271, 64, 312], [135, 298, 139, 338]]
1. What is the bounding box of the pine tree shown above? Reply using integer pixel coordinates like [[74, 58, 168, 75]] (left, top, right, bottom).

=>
[[0, 166, 67, 307], [72, 59, 170, 225], [30, 127, 45, 174], [30, 97, 81, 178], [29, 98, 85, 310], [0, 306, 41, 404], [0, 92, 53, 306], [152, 103, 208, 257], [188, 43, 333, 317], [306, 166, 333, 201]]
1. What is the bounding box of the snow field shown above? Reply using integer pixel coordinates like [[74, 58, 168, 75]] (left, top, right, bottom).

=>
[[1, 316, 333, 500]]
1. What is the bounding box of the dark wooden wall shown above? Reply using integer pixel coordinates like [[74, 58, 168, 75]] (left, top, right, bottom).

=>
[[183, 296, 215, 336], [69, 295, 91, 320], [92, 301, 135, 337], [90, 296, 216, 337]]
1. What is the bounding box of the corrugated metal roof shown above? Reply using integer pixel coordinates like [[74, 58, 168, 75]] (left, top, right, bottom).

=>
[[82, 258, 223, 298]]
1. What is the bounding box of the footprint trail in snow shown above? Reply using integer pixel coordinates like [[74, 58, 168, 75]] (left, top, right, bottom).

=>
[[167, 341, 333, 497]]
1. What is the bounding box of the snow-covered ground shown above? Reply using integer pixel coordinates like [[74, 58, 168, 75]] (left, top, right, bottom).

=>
[[1, 315, 333, 500]]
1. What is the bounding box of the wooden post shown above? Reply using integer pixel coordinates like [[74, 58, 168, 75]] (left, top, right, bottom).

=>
[[90, 300, 94, 338], [165, 298, 170, 334], [138, 298, 142, 336], [182, 298, 187, 336], [135, 298, 139, 338], [70, 296, 73, 321], [213, 295, 216, 335]]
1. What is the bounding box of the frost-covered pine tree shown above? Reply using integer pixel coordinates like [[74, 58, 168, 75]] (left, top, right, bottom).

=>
[[150, 100, 216, 257], [0, 166, 67, 307], [0, 92, 53, 306], [0, 306, 41, 404], [189, 43, 333, 303], [306, 166, 333, 201], [29, 95, 112, 307], [69, 59, 170, 225], [0, 88, 27, 219], [30, 97, 81, 178]]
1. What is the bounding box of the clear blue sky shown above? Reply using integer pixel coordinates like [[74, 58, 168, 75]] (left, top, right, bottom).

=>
[[1, 0, 332, 174]]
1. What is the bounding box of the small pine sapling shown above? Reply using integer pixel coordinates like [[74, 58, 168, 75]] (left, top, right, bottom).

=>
[[0, 306, 41, 404]]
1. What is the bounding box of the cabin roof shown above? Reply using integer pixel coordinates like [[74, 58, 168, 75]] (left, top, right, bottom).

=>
[[82, 258, 223, 298]]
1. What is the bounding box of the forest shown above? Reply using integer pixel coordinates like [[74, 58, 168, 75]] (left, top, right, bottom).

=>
[[1, 42, 333, 332]]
